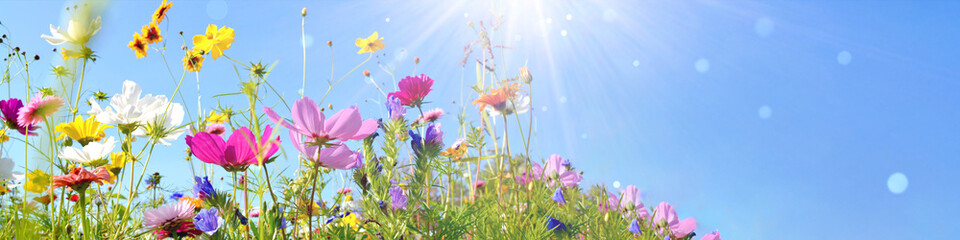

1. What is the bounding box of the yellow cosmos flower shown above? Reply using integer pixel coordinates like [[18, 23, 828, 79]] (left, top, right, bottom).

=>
[[25, 169, 51, 193], [141, 22, 163, 44], [206, 110, 229, 123], [183, 49, 204, 72], [56, 115, 112, 144], [153, 0, 173, 23], [192, 24, 234, 60], [355, 32, 385, 54], [129, 33, 148, 58]]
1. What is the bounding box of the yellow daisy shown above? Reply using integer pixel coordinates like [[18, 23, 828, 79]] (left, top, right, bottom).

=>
[[355, 32, 384, 54], [55, 115, 112, 145]]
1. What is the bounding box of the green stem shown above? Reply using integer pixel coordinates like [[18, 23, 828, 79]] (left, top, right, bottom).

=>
[[72, 58, 88, 118], [319, 53, 371, 106]]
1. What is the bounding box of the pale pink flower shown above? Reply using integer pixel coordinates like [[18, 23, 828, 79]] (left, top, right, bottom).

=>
[[17, 93, 64, 127], [143, 201, 196, 229]]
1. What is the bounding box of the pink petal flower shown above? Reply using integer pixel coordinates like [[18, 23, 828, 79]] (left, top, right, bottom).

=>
[[387, 74, 433, 106], [672, 218, 698, 238], [316, 144, 362, 170], [701, 231, 722, 240], [17, 93, 64, 127]]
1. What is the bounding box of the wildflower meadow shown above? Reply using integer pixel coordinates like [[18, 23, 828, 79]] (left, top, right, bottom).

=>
[[0, 1, 727, 239]]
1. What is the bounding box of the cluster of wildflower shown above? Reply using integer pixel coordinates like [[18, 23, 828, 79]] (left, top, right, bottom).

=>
[[0, 1, 724, 239]]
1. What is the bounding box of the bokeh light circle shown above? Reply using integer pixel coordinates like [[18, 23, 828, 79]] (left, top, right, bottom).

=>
[[206, 0, 228, 20], [755, 17, 775, 37], [695, 58, 710, 73], [837, 51, 852, 65], [887, 172, 908, 194], [303, 34, 314, 48], [758, 105, 772, 119]]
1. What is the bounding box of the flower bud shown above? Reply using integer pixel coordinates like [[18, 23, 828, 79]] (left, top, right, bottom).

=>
[[301, 8, 307, 17], [363, 70, 370, 77], [519, 67, 532, 84], [327, 41, 332, 47], [33, 55, 39, 61], [414, 57, 420, 64]]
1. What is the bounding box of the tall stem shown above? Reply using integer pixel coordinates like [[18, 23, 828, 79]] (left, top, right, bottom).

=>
[[301, 12, 307, 97], [72, 59, 88, 118]]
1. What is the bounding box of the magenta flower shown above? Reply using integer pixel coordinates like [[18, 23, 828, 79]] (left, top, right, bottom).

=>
[[701, 231, 721, 240], [264, 97, 378, 144], [17, 93, 64, 128], [653, 202, 698, 239], [387, 74, 433, 107], [185, 126, 280, 172], [0, 98, 38, 136]]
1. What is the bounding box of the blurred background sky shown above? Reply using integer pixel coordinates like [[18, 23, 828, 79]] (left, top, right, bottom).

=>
[[3, 0, 959, 239]]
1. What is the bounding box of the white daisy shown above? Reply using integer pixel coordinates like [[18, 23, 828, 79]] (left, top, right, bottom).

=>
[[59, 136, 116, 167]]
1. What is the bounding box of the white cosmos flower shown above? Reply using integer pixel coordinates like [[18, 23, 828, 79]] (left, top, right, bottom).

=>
[[0, 157, 25, 186], [41, 16, 102, 45], [89, 80, 170, 126], [485, 94, 530, 117], [59, 137, 116, 167], [133, 102, 187, 146]]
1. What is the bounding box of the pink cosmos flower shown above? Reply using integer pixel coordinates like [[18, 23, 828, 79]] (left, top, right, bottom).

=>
[[17, 93, 64, 127], [599, 192, 619, 213], [620, 185, 642, 210], [542, 154, 582, 187], [387, 74, 433, 107], [474, 180, 485, 188], [265, 97, 376, 170], [416, 108, 444, 123], [185, 126, 280, 172], [337, 187, 353, 194], [515, 162, 543, 185], [264, 97, 378, 143], [288, 140, 362, 170], [701, 231, 722, 240], [653, 202, 698, 238]]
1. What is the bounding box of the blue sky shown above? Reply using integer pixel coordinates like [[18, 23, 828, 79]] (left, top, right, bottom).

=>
[[3, 0, 960, 239]]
